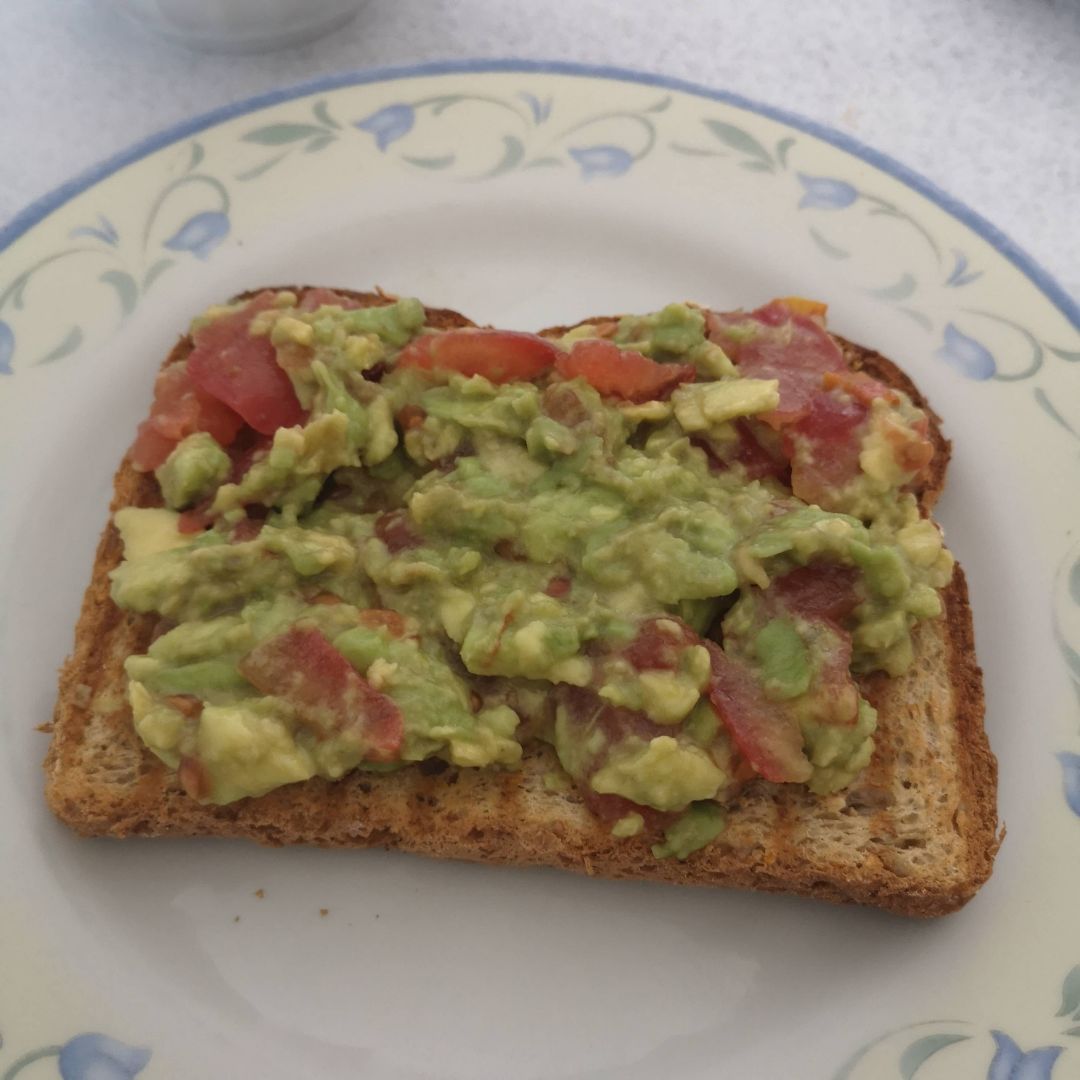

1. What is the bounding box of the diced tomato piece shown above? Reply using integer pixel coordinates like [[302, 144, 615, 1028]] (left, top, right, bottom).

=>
[[177, 505, 213, 534], [769, 564, 861, 624], [579, 789, 678, 833], [705, 641, 813, 784], [194, 385, 248, 446], [696, 420, 789, 483], [706, 562, 867, 782], [822, 369, 898, 407], [761, 584, 860, 729], [541, 383, 592, 427], [882, 413, 935, 474], [186, 292, 306, 435], [396, 329, 558, 383], [622, 616, 699, 672], [144, 366, 201, 441], [230, 516, 264, 543], [732, 420, 789, 482], [783, 384, 867, 506], [298, 288, 362, 312], [706, 301, 846, 428], [707, 302, 932, 508], [374, 510, 422, 553], [130, 363, 246, 471], [778, 296, 828, 319], [494, 539, 528, 562], [396, 404, 426, 431], [555, 339, 696, 403], [130, 422, 179, 472], [555, 686, 703, 819], [357, 609, 411, 638], [544, 575, 572, 599], [794, 386, 866, 444], [239, 626, 404, 761]]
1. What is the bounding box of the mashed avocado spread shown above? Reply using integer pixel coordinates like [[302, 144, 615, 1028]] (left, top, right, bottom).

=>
[[113, 289, 953, 860]]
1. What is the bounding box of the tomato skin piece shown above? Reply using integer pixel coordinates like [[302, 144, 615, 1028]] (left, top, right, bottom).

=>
[[555, 686, 684, 822], [544, 575, 572, 599], [357, 609, 412, 638], [621, 616, 699, 672], [778, 296, 828, 319], [707, 301, 932, 505], [239, 625, 404, 762], [396, 404, 426, 431], [580, 789, 678, 833], [130, 422, 180, 472], [705, 640, 813, 785], [555, 339, 696, 403], [694, 421, 790, 484], [186, 292, 306, 435], [769, 563, 861, 624], [706, 301, 845, 428], [130, 363, 245, 471], [374, 510, 422, 553], [177, 506, 213, 534], [396, 329, 559, 383], [821, 369, 898, 407]]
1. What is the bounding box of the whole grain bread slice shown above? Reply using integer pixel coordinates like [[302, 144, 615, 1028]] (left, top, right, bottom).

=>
[[44, 289, 1000, 916]]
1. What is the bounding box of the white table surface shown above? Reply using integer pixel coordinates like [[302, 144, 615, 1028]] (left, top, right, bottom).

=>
[[1, 0, 1077, 301]]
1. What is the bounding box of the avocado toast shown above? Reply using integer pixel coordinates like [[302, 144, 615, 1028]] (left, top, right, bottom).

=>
[[46, 287, 999, 916]]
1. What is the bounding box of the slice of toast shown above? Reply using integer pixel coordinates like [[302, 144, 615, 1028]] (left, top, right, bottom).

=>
[[45, 289, 1000, 917]]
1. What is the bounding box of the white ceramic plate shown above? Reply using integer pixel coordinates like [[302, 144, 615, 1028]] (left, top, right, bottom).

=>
[[2, 62, 1079, 1080]]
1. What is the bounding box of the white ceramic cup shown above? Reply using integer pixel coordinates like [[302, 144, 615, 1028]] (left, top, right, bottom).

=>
[[108, 0, 367, 53]]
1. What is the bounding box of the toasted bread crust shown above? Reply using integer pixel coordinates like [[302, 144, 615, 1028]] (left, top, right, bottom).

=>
[[44, 289, 999, 916]]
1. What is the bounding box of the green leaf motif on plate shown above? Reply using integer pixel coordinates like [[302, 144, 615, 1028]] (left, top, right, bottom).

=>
[[808, 227, 850, 260], [703, 119, 775, 169], [304, 133, 336, 154], [235, 152, 288, 182], [402, 153, 456, 170], [1056, 964, 1080, 1018], [898, 1033, 970, 1078], [99, 269, 138, 316], [312, 99, 341, 130], [242, 123, 327, 146], [141, 257, 174, 291], [869, 273, 917, 302], [775, 136, 796, 168], [482, 135, 526, 179], [1034, 388, 1079, 441], [35, 325, 83, 365]]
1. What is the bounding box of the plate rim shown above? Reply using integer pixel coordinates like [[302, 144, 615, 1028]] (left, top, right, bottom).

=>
[[1, 57, 1076, 333]]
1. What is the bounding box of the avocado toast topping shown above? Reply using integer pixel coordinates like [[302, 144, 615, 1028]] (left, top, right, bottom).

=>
[[47, 286, 998, 915]]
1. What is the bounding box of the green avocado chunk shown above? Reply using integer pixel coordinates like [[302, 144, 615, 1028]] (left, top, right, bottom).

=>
[[652, 801, 727, 860], [156, 433, 231, 510]]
